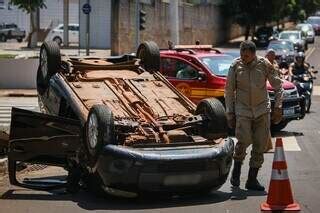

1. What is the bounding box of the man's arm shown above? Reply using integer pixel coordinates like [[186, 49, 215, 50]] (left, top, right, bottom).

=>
[[225, 63, 237, 117], [266, 61, 283, 109]]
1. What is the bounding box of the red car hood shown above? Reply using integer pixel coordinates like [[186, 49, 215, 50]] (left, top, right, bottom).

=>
[[267, 79, 295, 91]]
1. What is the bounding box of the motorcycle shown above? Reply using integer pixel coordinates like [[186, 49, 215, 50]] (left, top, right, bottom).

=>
[[291, 68, 317, 113]]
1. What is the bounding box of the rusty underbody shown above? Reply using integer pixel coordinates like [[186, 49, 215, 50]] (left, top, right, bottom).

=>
[[59, 57, 213, 147]]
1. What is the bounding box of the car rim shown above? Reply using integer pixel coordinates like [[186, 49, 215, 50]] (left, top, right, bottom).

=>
[[40, 48, 48, 78], [54, 38, 61, 45], [88, 113, 98, 149]]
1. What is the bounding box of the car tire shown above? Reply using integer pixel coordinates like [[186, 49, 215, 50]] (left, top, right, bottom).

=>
[[38, 41, 61, 90], [0, 34, 7, 42], [305, 96, 311, 113], [136, 41, 160, 73], [271, 121, 288, 132], [85, 105, 116, 165], [17, 38, 23, 42], [195, 98, 228, 139], [53, 36, 63, 46]]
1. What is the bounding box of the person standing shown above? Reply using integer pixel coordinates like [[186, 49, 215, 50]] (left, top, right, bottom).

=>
[[265, 49, 280, 152], [225, 41, 283, 191]]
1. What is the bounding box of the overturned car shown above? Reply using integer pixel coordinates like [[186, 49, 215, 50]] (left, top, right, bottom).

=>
[[8, 41, 234, 197]]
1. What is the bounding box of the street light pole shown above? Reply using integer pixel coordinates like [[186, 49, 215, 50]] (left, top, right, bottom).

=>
[[135, 0, 140, 50], [170, 0, 179, 45], [86, 0, 90, 56]]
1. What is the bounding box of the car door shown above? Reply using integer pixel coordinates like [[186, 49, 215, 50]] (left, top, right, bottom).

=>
[[9, 107, 81, 166], [160, 56, 208, 104]]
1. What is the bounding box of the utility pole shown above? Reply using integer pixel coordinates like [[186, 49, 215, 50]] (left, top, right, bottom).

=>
[[63, 0, 69, 47], [135, 0, 140, 50], [86, 0, 90, 56], [170, 0, 179, 46]]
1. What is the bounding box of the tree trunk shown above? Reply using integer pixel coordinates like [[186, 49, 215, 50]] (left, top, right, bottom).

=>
[[244, 24, 250, 40], [28, 11, 38, 48]]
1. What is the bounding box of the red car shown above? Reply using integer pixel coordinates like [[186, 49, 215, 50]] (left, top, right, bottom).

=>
[[160, 45, 305, 131]]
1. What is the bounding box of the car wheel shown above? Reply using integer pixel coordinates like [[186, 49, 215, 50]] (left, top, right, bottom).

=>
[[136, 41, 160, 73], [0, 34, 7, 42], [39, 41, 61, 88], [271, 121, 288, 132], [86, 105, 116, 164], [17, 38, 23, 42], [195, 98, 228, 139], [53, 36, 63, 46]]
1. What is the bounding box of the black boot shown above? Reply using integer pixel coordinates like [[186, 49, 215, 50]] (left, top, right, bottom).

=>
[[245, 167, 265, 191], [230, 161, 242, 187]]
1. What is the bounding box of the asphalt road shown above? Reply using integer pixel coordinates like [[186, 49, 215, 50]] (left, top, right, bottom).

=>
[[1, 39, 320, 213]]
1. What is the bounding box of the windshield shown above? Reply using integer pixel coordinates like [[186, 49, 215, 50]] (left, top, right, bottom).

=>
[[268, 41, 294, 52], [297, 24, 312, 31], [200, 55, 234, 77], [279, 32, 300, 40], [307, 17, 320, 24]]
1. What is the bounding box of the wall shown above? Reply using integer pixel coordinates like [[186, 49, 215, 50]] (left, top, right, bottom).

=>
[[0, 59, 38, 89], [79, 0, 111, 49], [112, 0, 240, 55]]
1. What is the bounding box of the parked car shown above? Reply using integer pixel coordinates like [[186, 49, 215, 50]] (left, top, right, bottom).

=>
[[267, 40, 295, 64], [45, 23, 79, 46], [278, 30, 307, 51], [306, 16, 320, 35], [296, 23, 315, 43], [160, 46, 305, 131], [8, 41, 234, 197], [0, 23, 25, 42], [252, 26, 278, 47]]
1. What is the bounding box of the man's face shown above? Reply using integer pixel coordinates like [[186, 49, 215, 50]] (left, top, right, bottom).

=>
[[266, 52, 276, 63], [240, 49, 256, 64]]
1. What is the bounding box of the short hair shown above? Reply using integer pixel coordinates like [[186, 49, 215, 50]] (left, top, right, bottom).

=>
[[240, 40, 256, 53], [266, 48, 275, 55]]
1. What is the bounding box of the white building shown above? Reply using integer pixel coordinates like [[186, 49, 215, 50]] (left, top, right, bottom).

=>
[[0, 0, 111, 48]]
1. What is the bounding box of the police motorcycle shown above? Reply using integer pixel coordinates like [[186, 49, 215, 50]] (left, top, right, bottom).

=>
[[291, 52, 318, 113]]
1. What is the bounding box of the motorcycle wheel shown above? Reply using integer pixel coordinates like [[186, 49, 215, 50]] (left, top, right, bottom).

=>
[[305, 96, 311, 113]]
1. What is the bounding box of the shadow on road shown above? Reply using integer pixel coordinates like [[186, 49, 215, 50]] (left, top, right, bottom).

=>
[[0, 188, 235, 210]]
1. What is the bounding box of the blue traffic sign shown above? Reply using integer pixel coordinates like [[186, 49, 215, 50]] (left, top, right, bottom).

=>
[[82, 3, 91, 14]]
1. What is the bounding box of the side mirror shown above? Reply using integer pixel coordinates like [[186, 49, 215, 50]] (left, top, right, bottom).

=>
[[198, 71, 207, 81]]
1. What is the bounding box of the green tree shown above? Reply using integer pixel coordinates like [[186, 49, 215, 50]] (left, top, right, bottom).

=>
[[10, 0, 47, 48], [222, 0, 277, 40]]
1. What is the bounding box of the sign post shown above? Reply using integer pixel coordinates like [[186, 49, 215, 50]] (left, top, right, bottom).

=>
[[82, 1, 91, 56]]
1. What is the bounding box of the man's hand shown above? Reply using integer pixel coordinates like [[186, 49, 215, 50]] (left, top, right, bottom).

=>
[[227, 113, 236, 129], [271, 107, 282, 124]]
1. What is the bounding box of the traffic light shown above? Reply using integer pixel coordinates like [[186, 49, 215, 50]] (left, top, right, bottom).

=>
[[139, 9, 146, 31]]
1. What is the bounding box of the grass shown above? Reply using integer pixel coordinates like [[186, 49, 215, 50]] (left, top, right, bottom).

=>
[[0, 54, 17, 59]]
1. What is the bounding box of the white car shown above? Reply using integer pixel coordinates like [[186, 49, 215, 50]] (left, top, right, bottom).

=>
[[45, 23, 79, 45], [296, 23, 315, 44]]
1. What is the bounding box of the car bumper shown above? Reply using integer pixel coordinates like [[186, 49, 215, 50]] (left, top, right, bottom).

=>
[[271, 96, 305, 121], [95, 138, 234, 195]]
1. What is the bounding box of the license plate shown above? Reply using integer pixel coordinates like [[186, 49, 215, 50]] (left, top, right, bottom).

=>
[[283, 108, 295, 116], [163, 174, 201, 186]]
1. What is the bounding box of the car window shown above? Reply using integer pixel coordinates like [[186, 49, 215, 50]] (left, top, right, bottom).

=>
[[58, 25, 64, 30], [161, 58, 198, 80], [268, 41, 294, 52], [5, 24, 17, 28], [200, 55, 233, 77], [307, 17, 320, 24], [279, 32, 300, 40]]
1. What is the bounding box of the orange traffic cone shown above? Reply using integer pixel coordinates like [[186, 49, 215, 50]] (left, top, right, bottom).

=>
[[261, 138, 300, 212]]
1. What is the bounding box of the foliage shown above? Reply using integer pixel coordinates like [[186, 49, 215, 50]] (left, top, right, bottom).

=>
[[9, 0, 46, 13]]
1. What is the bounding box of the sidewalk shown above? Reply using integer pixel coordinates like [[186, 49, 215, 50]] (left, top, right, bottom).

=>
[[0, 41, 110, 58], [0, 89, 37, 97]]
